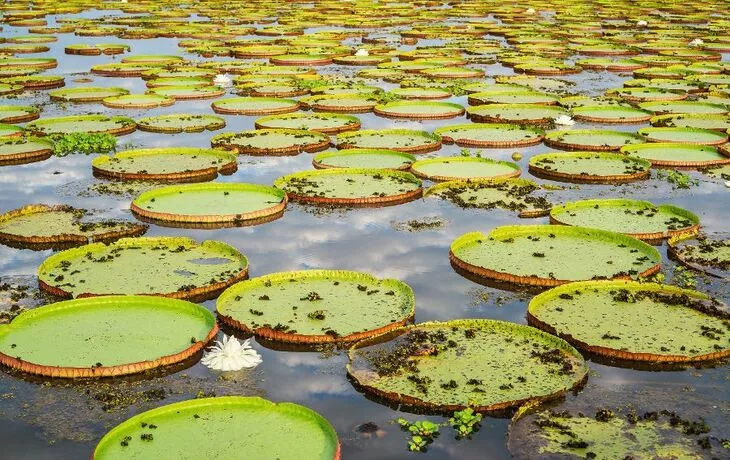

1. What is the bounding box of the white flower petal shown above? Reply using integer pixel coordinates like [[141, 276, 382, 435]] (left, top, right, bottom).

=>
[[201, 334, 262, 371]]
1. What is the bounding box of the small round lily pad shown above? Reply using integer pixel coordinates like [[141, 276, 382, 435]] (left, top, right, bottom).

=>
[[37, 237, 249, 301], [543, 129, 645, 151], [528, 151, 652, 183], [312, 149, 415, 170], [434, 123, 544, 148], [0, 295, 217, 378], [528, 280, 730, 362], [137, 114, 226, 134], [410, 157, 521, 182], [620, 142, 730, 168], [450, 225, 661, 288], [336, 129, 441, 153], [211, 129, 331, 156], [549, 199, 700, 240], [217, 270, 415, 343], [211, 97, 300, 115], [255, 112, 360, 134]]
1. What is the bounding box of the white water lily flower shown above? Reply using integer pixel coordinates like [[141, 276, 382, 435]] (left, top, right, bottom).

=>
[[689, 38, 704, 47], [201, 334, 262, 371], [525, 8, 535, 14], [637, 20, 648, 26], [355, 49, 369, 57], [554, 115, 575, 126], [213, 74, 232, 86], [725, 180, 730, 188]]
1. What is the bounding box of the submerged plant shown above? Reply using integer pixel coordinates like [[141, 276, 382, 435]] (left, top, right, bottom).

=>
[[397, 418, 440, 452], [53, 132, 117, 157], [201, 334, 262, 371]]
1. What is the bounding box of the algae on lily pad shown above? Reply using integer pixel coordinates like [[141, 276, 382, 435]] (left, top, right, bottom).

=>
[[0, 136, 53, 166], [93, 397, 340, 460], [0, 295, 217, 378], [637, 127, 728, 145], [312, 149, 415, 170], [373, 101, 465, 120], [410, 157, 521, 182], [434, 123, 544, 148], [528, 152, 651, 183], [450, 225, 661, 287], [336, 129, 441, 153], [467, 103, 568, 125], [136, 114, 226, 134], [37, 237, 249, 300], [543, 129, 645, 152], [217, 270, 415, 343], [211, 129, 331, 156], [347, 319, 588, 413], [254, 112, 361, 134], [620, 143, 730, 168], [25, 115, 136, 136], [668, 232, 730, 279]]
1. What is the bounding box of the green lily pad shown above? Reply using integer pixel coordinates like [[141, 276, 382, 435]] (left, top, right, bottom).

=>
[[26, 115, 136, 136], [606, 87, 687, 102], [668, 232, 730, 279], [255, 112, 360, 134], [410, 157, 521, 182], [147, 85, 225, 100], [571, 105, 653, 123], [64, 43, 130, 55], [131, 183, 286, 226], [638, 101, 729, 115], [49, 86, 130, 103], [0, 295, 216, 377], [347, 319, 588, 412], [137, 114, 226, 134], [37, 237, 249, 300], [650, 113, 730, 131], [450, 225, 661, 287], [0, 136, 53, 165], [544, 129, 646, 151], [0, 105, 39, 123], [211, 97, 300, 115], [433, 123, 544, 148], [389, 87, 451, 100], [102, 93, 174, 109], [336, 129, 441, 153], [92, 147, 237, 182], [312, 149, 415, 170], [638, 127, 728, 145], [274, 168, 422, 206], [550, 199, 699, 239], [620, 143, 730, 167], [528, 280, 729, 362], [468, 91, 559, 106], [93, 397, 339, 460], [217, 270, 415, 343], [211, 129, 330, 156], [467, 103, 569, 124], [303, 94, 381, 113]]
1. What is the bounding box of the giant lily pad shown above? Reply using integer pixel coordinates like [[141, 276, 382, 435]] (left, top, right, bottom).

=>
[[254, 112, 360, 134], [467, 91, 559, 106], [668, 232, 730, 279], [373, 101, 465, 120], [93, 397, 340, 460], [620, 143, 730, 167], [0, 105, 39, 123], [274, 169, 422, 206], [25, 115, 136, 136], [37, 237, 249, 300], [543, 129, 645, 151], [434, 123, 544, 148], [572, 105, 652, 123], [49, 86, 130, 103], [0, 295, 217, 378], [528, 151, 652, 183], [211, 129, 330, 156], [0, 204, 146, 250], [217, 270, 415, 343], [347, 319, 588, 412], [131, 183, 287, 227], [137, 114, 226, 134], [450, 225, 661, 287], [147, 85, 225, 100], [410, 157, 521, 182], [92, 148, 237, 182], [650, 113, 730, 131], [467, 103, 568, 125], [312, 149, 415, 170], [211, 97, 300, 115], [336, 129, 441, 153], [637, 127, 728, 145], [639, 101, 728, 115], [0, 136, 53, 166], [102, 94, 174, 109]]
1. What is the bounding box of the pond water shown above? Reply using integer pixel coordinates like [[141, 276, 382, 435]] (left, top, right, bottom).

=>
[[0, 6, 728, 460]]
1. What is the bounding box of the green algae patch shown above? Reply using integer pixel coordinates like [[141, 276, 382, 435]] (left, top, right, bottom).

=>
[[255, 112, 360, 134], [92, 147, 237, 182], [131, 183, 286, 227], [217, 270, 415, 344], [410, 157, 521, 182], [467, 103, 568, 125], [211, 129, 331, 156], [313, 149, 415, 170], [528, 151, 651, 183], [450, 225, 661, 288], [549, 199, 699, 240], [668, 232, 730, 279], [543, 129, 645, 152], [0, 136, 53, 166], [37, 237, 249, 301], [137, 114, 225, 134], [336, 129, 441, 153], [424, 178, 551, 218], [620, 143, 730, 168], [434, 123, 544, 148], [25, 115, 136, 136], [0, 295, 217, 378], [347, 319, 587, 413], [637, 127, 728, 145], [93, 397, 339, 460], [528, 280, 729, 363], [49, 86, 130, 103], [0, 204, 146, 250], [274, 168, 423, 206]]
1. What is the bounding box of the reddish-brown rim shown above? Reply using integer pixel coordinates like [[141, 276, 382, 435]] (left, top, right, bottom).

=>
[[130, 194, 287, 225], [548, 215, 700, 242], [373, 106, 465, 120], [337, 140, 441, 154], [212, 136, 331, 156], [285, 187, 423, 207], [528, 164, 651, 183], [254, 119, 361, 135], [0, 143, 52, 166], [211, 101, 300, 115], [572, 112, 653, 124], [93, 162, 236, 182]]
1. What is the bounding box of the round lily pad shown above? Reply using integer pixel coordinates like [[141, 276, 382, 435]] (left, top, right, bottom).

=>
[[434, 123, 544, 148], [25, 115, 136, 136], [304, 94, 380, 113], [102, 94, 174, 109], [217, 270, 414, 343], [410, 157, 521, 182], [620, 143, 730, 168], [650, 113, 730, 131], [93, 397, 340, 460], [389, 87, 451, 100], [336, 129, 441, 153], [467, 91, 559, 106], [0, 295, 217, 378], [92, 148, 237, 182], [274, 169, 422, 206], [270, 53, 333, 66], [450, 225, 661, 288], [638, 101, 729, 115], [467, 103, 568, 125], [0, 83, 24, 96], [37, 237, 249, 301], [148, 85, 225, 100], [312, 149, 415, 170], [131, 183, 287, 227], [211, 129, 331, 156], [550, 199, 700, 240], [571, 105, 653, 123], [64, 43, 130, 55], [211, 97, 300, 115], [255, 113, 360, 134], [0, 136, 53, 166], [347, 319, 588, 412], [544, 129, 646, 151], [137, 114, 226, 134], [528, 280, 730, 362], [425, 178, 552, 218], [668, 232, 730, 279], [607, 87, 687, 103], [49, 86, 130, 103], [528, 151, 652, 184], [373, 101, 465, 120], [637, 127, 729, 145], [0, 105, 38, 123]]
